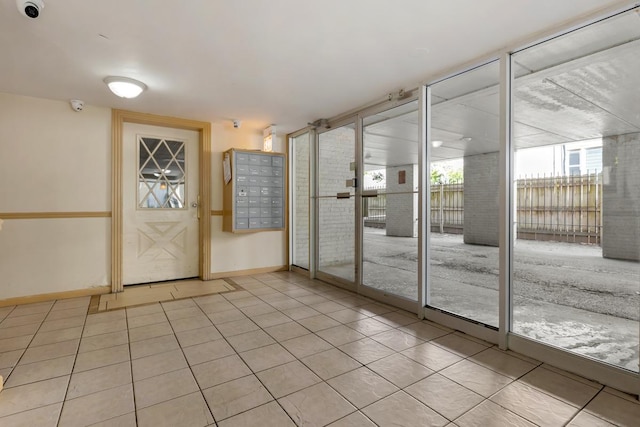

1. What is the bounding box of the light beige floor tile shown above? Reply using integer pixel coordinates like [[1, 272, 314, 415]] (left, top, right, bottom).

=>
[[346, 318, 393, 336], [362, 391, 448, 427], [170, 314, 213, 332], [39, 316, 85, 332], [216, 318, 260, 337], [401, 341, 463, 371], [327, 366, 398, 408], [137, 391, 214, 427], [164, 306, 202, 320], [301, 348, 362, 380], [218, 401, 296, 427], [58, 383, 134, 427], [8, 302, 53, 317], [207, 308, 247, 324], [82, 318, 127, 337], [130, 333, 180, 359], [491, 381, 579, 426], [328, 411, 377, 426], [134, 368, 199, 409], [455, 400, 536, 427], [6, 355, 74, 388], [316, 325, 366, 346], [78, 330, 128, 353], [0, 312, 46, 328], [252, 311, 292, 328], [227, 329, 276, 352], [0, 349, 24, 369], [281, 333, 333, 358], [279, 382, 356, 427], [183, 338, 235, 365], [175, 325, 222, 347], [31, 326, 82, 347], [399, 321, 450, 341], [269, 298, 305, 311], [239, 302, 277, 317], [240, 343, 296, 372], [203, 374, 273, 420], [20, 339, 79, 365], [263, 321, 310, 341], [406, 373, 484, 420], [520, 366, 601, 407], [327, 308, 369, 324], [0, 323, 39, 340], [354, 302, 396, 317], [126, 312, 167, 329], [432, 333, 490, 357], [125, 303, 164, 318], [199, 301, 236, 315], [45, 307, 87, 321], [0, 402, 62, 427], [373, 311, 418, 327], [84, 310, 126, 326], [470, 347, 538, 379], [131, 348, 187, 381], [338, 337, 396, 365], [90, 412, 137, 427], [297, 314, 342, 332], [73, 343, 129, 373], [0, 334, 32, 352], [128, 321, 173, 342], [191, 354, 252, 389], [193, 293, 226, 305], [584, 389, 640, 426], [51, 298, 90, 311], [367, 353, 433, 388], [440, 360, 513, 397], [296, 294, 329, 306], [280, 306, 322, 320], [370, 329, 425, 352], [0, 375, 69, 418], [567, 411, 617, 426], [256, 360, 322, 398], [67, 361, 131, 399], [309, 301, 346, 314]]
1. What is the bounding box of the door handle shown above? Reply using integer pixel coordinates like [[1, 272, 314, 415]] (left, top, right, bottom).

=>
[[191, 202, 199, 208]]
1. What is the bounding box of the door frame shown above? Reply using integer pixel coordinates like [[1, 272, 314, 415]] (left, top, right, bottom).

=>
[[111, 109, 212, 293]]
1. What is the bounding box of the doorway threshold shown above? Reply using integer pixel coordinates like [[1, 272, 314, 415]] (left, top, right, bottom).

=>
[[90, 278, 236, 313]]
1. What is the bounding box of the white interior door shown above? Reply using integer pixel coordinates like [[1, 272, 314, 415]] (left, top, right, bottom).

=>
[[122, 123, 200, 285]]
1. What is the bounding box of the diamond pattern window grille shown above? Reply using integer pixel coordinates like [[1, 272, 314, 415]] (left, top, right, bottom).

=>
[[138, 136, 186, 209]]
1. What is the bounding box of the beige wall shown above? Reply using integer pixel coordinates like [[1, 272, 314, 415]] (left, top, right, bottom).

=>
[[0, 92, 287, 300]]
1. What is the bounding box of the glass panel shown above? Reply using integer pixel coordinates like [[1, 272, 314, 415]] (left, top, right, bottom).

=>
[[292, 132, 310, 269], [428, 61, 500, 327], [362, 101, 419, 301], [138, 136, 186, 209], [512, 10, 640, 372], [318, 125, 356, 282]]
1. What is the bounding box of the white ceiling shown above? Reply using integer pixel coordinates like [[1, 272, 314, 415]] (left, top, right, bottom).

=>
[[0, 0, 628, 134]]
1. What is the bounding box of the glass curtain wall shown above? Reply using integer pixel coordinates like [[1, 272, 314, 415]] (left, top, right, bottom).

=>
[[428, 61, 501, 327], [317, 124, 356, 283], [362, 101, 419, 301], [512, 10, 640, 372], [291, 132, 310, 270]]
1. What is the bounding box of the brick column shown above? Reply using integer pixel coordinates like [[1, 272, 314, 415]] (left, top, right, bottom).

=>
[[463, 152, 499, 246], [385, 165, 418, 237]]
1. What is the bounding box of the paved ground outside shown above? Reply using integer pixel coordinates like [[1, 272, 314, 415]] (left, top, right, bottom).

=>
[[322, 228, 640, 372]]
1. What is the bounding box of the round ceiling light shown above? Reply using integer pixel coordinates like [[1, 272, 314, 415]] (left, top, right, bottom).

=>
[[104, 76, 147, 98]]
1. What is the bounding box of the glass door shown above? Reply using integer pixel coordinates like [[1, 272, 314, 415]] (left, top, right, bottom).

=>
[[361, 101, 420, 305], [316, 123, 356, 286]]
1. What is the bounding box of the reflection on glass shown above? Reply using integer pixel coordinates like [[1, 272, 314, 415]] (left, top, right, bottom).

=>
[[318, 125, 355, 282], [138, 137, 185, 209], [512, 10, 639, 371], [292, 133, 310, 269], [362, 101, 419, 301], [428, 61, 500, 327]]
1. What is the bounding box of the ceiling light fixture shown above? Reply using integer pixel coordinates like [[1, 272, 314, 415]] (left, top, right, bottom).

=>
[[432, 140, 444, 148], [263, 125, 276, 152], [104, 76, 147, 98], [461, 136, 473, 142]]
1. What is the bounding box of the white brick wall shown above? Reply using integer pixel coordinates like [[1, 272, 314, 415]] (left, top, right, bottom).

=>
[[293, 136, 310, 268], [602, 133, 640, 261], [463, 152, 499, 246], [386, 165, 418, 237]]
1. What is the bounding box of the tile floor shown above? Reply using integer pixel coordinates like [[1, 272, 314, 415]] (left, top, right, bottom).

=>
[[0, 272, 638, 426]]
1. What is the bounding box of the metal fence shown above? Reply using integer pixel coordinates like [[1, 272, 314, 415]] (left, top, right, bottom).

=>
[[364, 174, 602, 244]]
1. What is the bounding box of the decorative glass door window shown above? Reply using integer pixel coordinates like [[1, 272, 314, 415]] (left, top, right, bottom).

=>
[[138, 136, 186, 209]]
